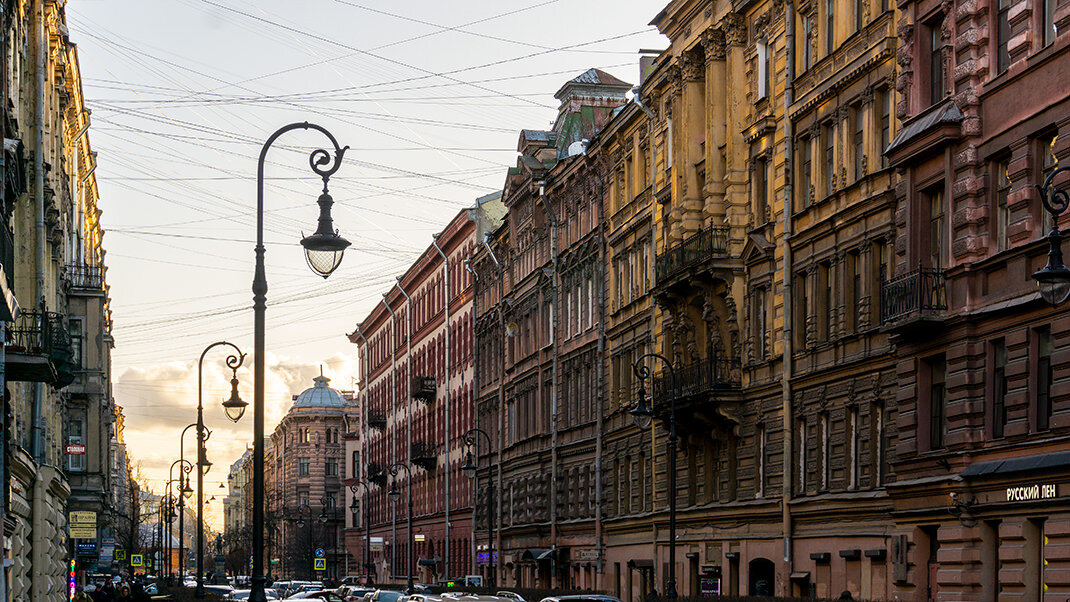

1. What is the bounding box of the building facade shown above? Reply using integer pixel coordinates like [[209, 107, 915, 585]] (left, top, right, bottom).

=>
[[267, 376, 352, 580], [347, 204, 488, 585]]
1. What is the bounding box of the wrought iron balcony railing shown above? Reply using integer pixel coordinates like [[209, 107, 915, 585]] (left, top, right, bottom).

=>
[[655, 226, 729, 284], [411, 376, 436, 402], [651, 356, 741, 405], [64, 264, 105, 291], [7, 309, 75, 387], [881, 268, 947, 324], [412, 441, 438, 471]]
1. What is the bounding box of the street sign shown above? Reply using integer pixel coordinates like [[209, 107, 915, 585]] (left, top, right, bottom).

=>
[[66, 444, 86, 455], [414, 534, 425, 542], [70, 527, 97, 539], [314, 558, 326, 571], [115, 549, 127, 561], [370, 544, 383, 552], [131, 554, 143, 567], [314, 548, 326, 558]]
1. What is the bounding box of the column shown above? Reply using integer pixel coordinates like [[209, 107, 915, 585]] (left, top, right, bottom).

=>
[[681, 50, 706, 236], [703, 28, 728, 225]]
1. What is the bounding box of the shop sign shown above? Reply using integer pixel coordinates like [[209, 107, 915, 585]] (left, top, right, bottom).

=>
[[70, 527, 97, 539], [699, 575, 721, 597], [76, 541, 97, 556], [1006, 484, 1057, 502], [414, 534, 426, 542], [69, 511, 96, 525], [575, 550, 599, 561], [66, 444, 86, 455], [475, 552, 498, 565]]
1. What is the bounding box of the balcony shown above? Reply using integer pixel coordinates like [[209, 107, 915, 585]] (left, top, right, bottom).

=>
[[655, 226, 729, 285], [651, 356, 741, 408], [411, 376, 436, 403], [412, 441, 438, 471], [366, 463, 387, 487], [367, 410, 386, 432], [6, 310, 75, 387], [64, 264, 105, 293], [881, 268, 947, 325]]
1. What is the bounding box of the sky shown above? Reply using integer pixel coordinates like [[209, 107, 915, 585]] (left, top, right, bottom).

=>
[[66, 0, 668, 529]]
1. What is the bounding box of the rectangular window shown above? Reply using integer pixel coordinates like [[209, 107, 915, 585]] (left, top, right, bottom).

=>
[[991, 339, 1008, 439], [929, 189, 946, 269], [873, 239, 889, 325], [1037, 326, 1054, 431], [826, 0, 836, 55], [326, 458, 339, 477], [69, 318, 83, 370], [996, 157, 1010, 251], [801, 136, 813, 207], [880, 89, 892, 167], [930, 25, 945, 105], [352, 450, 360, 478], [854, 104, 865, 180], [67, 416, 86, 472], [824, 123, 836, 196], [849, 251, 863, 332], [797, 418, 808, 494], [996, 0, 1011, 73], [856, 0, 866, 31], [754, 287, 768, 359], [1041, 133, 1059, 232], [753, 155, 768, 223], [802, 16, 813, 70], [820, 413, 830, 490], [298, 490, 309, 507], [756, 41, 769, 99], [796, 271, 809, 348], [756, 424, 766, 498], [822, 262, 834, 341], [849, 407, 859, 489], [928, 355, 948, 450], [299, 457, 310, 476], [873, 403, 886, 485], [1044, 0, 1057, 46]]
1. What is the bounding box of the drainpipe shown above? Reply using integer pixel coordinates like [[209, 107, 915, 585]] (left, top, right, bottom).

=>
[[31, 0, 46, 463], [535, 181, 561, 586], [430, 234, 451, 580], [464, 258, 481, 578], [352, 324, 370, 577], [782, 0, 797, 585], [479, 236, 505, 587], [592, 163, 607, 586], [393, 278, 414, 583], [380, 296, 399, 577]]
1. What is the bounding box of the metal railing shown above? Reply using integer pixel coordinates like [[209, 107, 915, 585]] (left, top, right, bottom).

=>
[[65, 264, 105, 291], [881, 267, 947, 323], [0, 224, 12, 291], [8, 310, 66, 355], [655, 226, 729, 284], [651, 356, 741, 405]]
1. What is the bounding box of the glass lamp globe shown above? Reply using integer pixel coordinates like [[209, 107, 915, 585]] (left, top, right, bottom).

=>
[[461, 452, 477, 478], [388, 480, 401, 499], [630, 386, 654, 430], [222, 377, 248, 423], [1036, 264, 1070, 306], [300, 192, 351, 278]]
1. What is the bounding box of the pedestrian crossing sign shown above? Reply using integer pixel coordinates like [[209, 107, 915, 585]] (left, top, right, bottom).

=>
[[131, 554, 143, 567], [115, 549, 127, 561], [314, 559, 326, 571]]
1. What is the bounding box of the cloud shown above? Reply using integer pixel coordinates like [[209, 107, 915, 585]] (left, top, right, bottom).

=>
[[117, 351, 356, 529]]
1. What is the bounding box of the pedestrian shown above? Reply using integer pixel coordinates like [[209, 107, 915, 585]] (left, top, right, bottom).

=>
[[74, 586, 92, 602], [116, 585, 132, 601], [644, 588, 659, 602], [838, 591, 854, 601]]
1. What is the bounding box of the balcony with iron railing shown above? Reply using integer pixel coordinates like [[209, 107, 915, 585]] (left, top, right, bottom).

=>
[[651, 355, 742, 409], [412, 441, 438, 471], [655, 225, 730, 285], [64, 264, 105, 292], [6, 309, 75, 386], [881, 267, 948, 325]]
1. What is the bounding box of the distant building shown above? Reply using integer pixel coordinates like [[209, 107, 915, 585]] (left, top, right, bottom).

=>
[[267, 374, 353, 579]]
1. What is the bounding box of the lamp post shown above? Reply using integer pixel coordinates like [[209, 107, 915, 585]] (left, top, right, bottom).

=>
[[348, 481, 373, 586], [631, 352, 678, 600], [460, 428, 494, 587], [178, 424, 199, 579], [250, 122, 349, 602], [386, 463, 414, 594], [197, 342, 247, 598], [169, 459, 194, 581], [318, 494, 334, 579], [1033, 166, 1070, 305], [292, 504, 314, 580]]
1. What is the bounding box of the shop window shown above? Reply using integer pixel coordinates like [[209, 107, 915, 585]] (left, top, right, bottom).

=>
[[990, 339, 1008, 439]]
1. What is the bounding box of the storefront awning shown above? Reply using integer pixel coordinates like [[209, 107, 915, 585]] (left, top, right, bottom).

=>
[[520, 549, 554, 561], [960, 450, 1070, 478]]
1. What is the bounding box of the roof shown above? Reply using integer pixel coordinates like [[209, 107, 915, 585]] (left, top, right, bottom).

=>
[[291, 374, 346, 409], [884, 101, 963, 157], [554, 68, 632, 100], [959, 450, 1070, 478]]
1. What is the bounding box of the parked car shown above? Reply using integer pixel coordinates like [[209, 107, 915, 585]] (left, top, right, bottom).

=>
[[340, 586, 375, 602], [496, 593, 525, 602], [538, 597, 621, 602], [285, 592, 345, 602], [227, 589, 281, 600], [204, 585, 237, 597], [369, 590, 408, 602]]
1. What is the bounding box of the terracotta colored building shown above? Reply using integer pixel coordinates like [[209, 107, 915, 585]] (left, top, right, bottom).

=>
[[346, 204, 493, 584], [267, 376, 353, 580]]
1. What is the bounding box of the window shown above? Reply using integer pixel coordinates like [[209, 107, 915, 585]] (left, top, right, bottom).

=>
[[753, 155, 769, 223], [880, 89, 892, 167], [995, 157, 1010, 251], [298, 490, 310, 507], [855, 0, 866, 31], [928, 189, 946, 269], [848, 251, 862, 332], [1040, 133, 1059, 232], [756, 424, 767, 498], [324, 492, 337, 509], [67, 416, 86, 472], [795, 271, 809, 348], [1043, 0, 1057, 46], [872, 402, 886, 485], [68, 318, 83, 370], [824, 123, 836, 195], [1025, 518, 1048, 599], [299, 428, 309, 444], [848, 407, 859, 489], [326, 458, 339, 477], [929, 24, 946, 106], [800, 136, 813, 207], [927, 355, 947, 450], [854, 104, 865, 180], [821, 262, 833, 341], [1036, 326, 1054, 431], [352, 451, 360, 478], [756, 40, 771, 100], [873, 239, 889, 325], [802, 16, 813, 71], [797, 418, 808, 494], [826, 0, 836, 55], [299, 457, 311, 476], [991, 340, 1008, 439], [754, 287, 768, 360], [996, 0, 1011, 74], [820, 413, 830, 490]]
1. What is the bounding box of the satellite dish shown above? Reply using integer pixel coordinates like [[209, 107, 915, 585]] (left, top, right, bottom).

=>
[[566, 140, 586, 157]]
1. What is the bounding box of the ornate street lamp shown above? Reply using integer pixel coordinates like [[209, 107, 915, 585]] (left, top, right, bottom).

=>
[[631, 353, 678, 600], [461, 428, 495, 587], [250, 123, 348, 602], [1034, 166, 1070, 305], [196, 341, 247, 598], [386, 463, 415, 594], [349, 481, 373, 585], [168, 460, 193, 582]]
